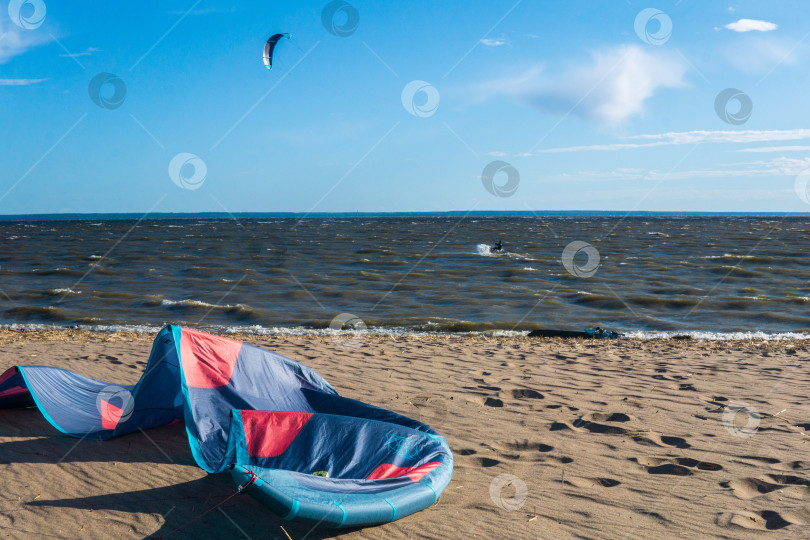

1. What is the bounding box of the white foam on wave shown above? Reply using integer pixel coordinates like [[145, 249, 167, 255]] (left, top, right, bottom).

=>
[[160, 298, 240, 310], [623, 330, 810, 341], [48, 288, 81, 295], [1, 323, 164, 333], [1, 323, 808, 341], [475, 243, 494, 256], [700, 253, 759, 260]]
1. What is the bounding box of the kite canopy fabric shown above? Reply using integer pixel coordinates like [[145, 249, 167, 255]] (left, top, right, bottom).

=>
[[0, 326, 454, 527], [263, 33, 289, 69]]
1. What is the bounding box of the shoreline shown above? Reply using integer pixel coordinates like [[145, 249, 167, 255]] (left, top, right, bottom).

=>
[[2, 325, 810, 343]]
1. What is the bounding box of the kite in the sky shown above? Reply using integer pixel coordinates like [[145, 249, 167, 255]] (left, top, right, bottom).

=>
[[263, 33, 290, 69]]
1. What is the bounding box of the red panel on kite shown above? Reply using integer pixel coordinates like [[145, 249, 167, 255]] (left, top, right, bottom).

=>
[[241, 410, 313, 458], [367, 461, 441, 482], [180, 328, 243, 388], [100, 400, 124, 430], [0, 386, 27, 399]]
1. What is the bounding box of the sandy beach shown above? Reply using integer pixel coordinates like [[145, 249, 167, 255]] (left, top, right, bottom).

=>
[[0, 330, 808, 539]]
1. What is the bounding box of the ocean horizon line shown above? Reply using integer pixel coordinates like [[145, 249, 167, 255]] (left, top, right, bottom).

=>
[[2, 210, 810, 221]]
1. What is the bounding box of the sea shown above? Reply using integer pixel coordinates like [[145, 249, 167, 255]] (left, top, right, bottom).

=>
[[1, 214, 809, 340]]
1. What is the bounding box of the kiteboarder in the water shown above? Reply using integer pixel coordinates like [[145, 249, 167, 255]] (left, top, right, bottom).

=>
[[490, 240, 502, 253]]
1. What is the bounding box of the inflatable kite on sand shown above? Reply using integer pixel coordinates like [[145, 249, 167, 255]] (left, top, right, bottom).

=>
[[0, 326, 454, 528]]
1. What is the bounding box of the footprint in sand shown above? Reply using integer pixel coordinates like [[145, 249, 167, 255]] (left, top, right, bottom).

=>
[[511, 388, 543, 399], [675, 457, 722, 471], [632, 456, 722, 476], [582, 412, 632, 423], [550, 419, 628, 435], [647, 463, 693, 476], [566, 476, 622, 489], [496, 439, 555, 453], [553, 411, 635, 435], [489, 440, 554, 462], [722, 474, 810, 500], [487, 440, 568, 465], [476, 457, 501, 468], [784, 460, 810, 470], [550, 421, 573, 432], [631, 433, 691, 448], [715, 509, 808, 531], [570, 419, 627, 435], [483, 397, 504, 407], [551, 412, 694, 452]]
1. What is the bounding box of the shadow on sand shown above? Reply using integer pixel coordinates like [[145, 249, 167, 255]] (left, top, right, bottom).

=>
[[1, 407, 358, 539]]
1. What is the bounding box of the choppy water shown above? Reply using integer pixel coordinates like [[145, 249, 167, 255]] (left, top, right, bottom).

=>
[[1, 216, 809, 339]]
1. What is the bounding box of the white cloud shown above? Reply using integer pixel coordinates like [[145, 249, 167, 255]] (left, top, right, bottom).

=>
[[59, 47, 101, 58], [536, 129, 810, 153], [726, 19, 777, 32], [480, 37, 508, 47], [0, 18, 50, 64], [631, 129, 810, 144], [555, 156, 810, 182], [471, 45, 687, 124], [0, 78, 47, 85], [737, 145, 810, 153], [722, 36, 797, 74]]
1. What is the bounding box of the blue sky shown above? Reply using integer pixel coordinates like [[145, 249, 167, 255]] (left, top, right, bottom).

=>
[[2, 0, 810, 214]]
